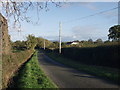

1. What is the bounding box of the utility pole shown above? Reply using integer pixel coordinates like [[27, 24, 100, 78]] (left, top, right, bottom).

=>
[[43, 36, 45, 50], [118, 1, 120, 24], [59, 22, 62, 54]]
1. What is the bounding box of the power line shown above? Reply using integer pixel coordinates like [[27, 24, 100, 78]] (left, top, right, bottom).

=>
[[63, 6, 118, 24]]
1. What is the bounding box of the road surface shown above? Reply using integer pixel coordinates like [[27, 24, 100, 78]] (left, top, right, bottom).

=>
[[38, 51, 119, 88]]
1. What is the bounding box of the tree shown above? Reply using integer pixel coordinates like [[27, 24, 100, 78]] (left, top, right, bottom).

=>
[[26, 34, 37, 49], [108, 25, 120, 41], [61, 42, 67, 48], [95, 38, 103, 43], [104, 40, 110, 43], [53, 41, 59, 48], [12, 40, 27, 50], [1, 1, 61, 28], [88, 39, 93, 43], [36, 37, 52, 49]]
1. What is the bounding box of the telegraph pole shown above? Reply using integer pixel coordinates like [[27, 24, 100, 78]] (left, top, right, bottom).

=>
[[118, 1, 120, 24], [59, 22, 62, 54]]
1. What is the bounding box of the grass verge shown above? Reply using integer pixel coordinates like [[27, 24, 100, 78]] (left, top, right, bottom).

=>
[[46, 52, 119, 85], [10, 51, 58, 88], [3, 49, 34, 88]]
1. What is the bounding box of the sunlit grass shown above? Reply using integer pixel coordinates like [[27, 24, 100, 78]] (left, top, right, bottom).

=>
[[15, 51, 58, 88], [3, 49, 34, 88]]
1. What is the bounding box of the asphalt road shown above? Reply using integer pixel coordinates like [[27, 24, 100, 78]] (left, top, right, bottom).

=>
[[38, 51, 119, 88]]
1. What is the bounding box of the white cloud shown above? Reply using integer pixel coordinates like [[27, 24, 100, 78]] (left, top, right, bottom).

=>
[[101, 9, 118, 18], [71, 25, 108, 41], [79, 2, 97, 10], [45, 25, 108, 42], [45, 35, 80, 41], [72, 35, 77, 39], [60, 2, 72, 8], [99, 9, 118, 24], [60, 2, 98, 10]]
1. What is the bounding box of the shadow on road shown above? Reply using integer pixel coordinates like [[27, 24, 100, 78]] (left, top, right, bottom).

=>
[[37, 51, 119, 88]]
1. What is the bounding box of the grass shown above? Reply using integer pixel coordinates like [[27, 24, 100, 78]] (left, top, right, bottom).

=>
[[46, 52, 119, 84], [3, 49, 34, 88], [10, 51, 58, 88]]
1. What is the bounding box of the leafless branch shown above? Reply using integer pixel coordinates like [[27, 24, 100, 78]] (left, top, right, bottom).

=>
[[0, 0, 62, 31]]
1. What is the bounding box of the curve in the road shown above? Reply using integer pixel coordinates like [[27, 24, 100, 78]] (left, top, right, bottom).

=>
[[38, 51, 119, 88]]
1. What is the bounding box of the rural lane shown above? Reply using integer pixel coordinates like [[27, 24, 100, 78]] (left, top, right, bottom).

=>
[[38, 51, 119, 88]]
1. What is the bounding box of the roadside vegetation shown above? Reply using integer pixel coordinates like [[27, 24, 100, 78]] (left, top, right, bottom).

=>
[[4, 34, 58, 88], [53, 44, 119, 68], [46, 52, 119, 84], [3, 49, 34, 88], [9, 51, 57, 88], [3, 34, 36, 88]]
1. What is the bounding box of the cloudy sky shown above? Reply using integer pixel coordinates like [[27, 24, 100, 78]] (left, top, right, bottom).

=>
[[8, 2, 118, 42]]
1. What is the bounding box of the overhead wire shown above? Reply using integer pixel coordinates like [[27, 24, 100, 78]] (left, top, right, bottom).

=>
[[63, 6, 119, 24]]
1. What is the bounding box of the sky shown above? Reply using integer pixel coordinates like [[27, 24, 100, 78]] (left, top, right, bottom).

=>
[[8, 2, 118, 42]]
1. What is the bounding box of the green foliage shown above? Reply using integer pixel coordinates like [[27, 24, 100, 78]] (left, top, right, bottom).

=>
[[3, 49, 34, 88], [12, 34, 38, 51], [62, 45, 119, 68], [36, 37, 53, 49], [12, 40, 27, 51], [108, 25, 120, 41], [80, 41, 97, 48], [61, 42, 67, 48], [104, 40, 110, 43], [95, 38, 103, 44], [52, 41, 59, 48], [14, 51, 57, 88], [88, 39, 93, 43], [26, 34, 37, 50], [51, 41, 119, 69]]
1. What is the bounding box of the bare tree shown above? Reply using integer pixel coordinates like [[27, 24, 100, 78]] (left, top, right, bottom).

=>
[[0, 0, 61, 30]]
